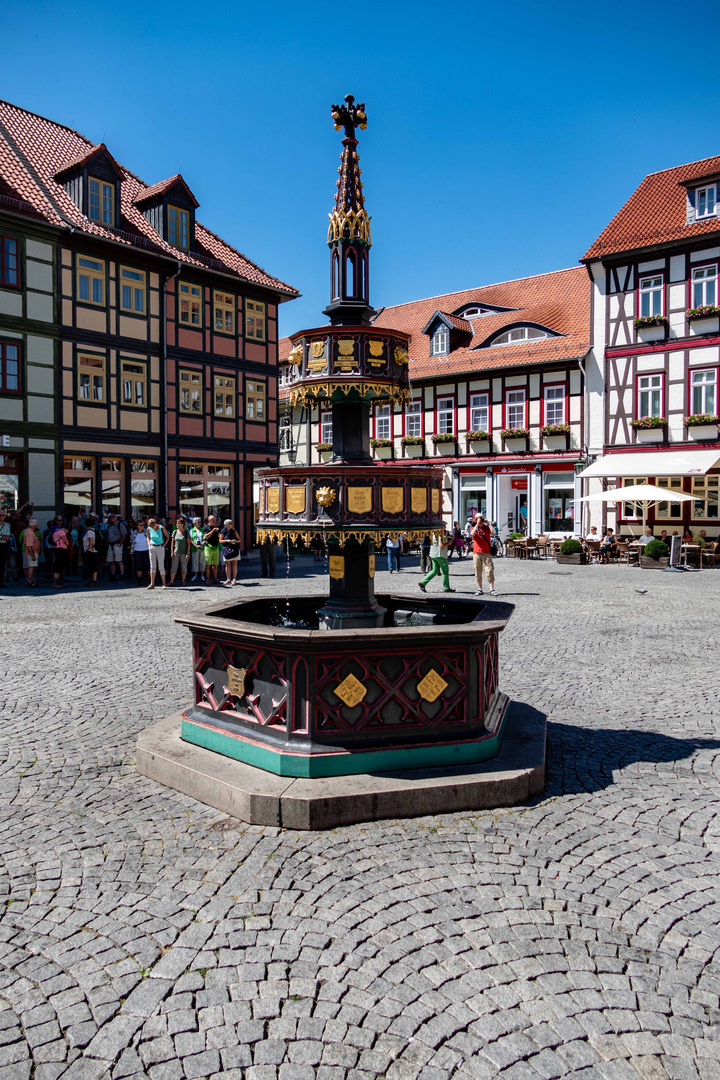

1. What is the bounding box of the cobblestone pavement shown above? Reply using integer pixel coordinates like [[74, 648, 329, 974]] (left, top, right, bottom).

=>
[[2, 552, 720, 1080]]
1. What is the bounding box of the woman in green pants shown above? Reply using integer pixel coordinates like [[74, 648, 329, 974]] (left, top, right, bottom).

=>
[[418, 533, 455, 593]]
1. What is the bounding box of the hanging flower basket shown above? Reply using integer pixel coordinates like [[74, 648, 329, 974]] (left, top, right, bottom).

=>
[[685, 413, 720, 427], [540, 423, 570, 437], [630, 417, 666, 430], [370, 438, 393, 448], [465, 430, 491, 441], [501, 428, 529, 440], [686, 305, 720, 320], [634, 315, 667, 329], [317, 442, 333, 452], [431, 432, 456, 444], [401, 435, 424, 446]]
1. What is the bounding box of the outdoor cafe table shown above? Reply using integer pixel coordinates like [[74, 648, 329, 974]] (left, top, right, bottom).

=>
[[682, 543, 701, 567]]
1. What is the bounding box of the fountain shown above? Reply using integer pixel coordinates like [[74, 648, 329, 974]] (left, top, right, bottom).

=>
[[137, 96, 545, 828]]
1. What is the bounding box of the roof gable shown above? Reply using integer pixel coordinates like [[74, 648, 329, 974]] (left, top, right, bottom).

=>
[[53, 143, 124, 182], [133, 174, 199, 209], [421, 310, 473, 336]]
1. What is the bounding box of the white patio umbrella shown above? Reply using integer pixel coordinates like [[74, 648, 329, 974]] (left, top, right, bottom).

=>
[[575, 483, 696, 535]]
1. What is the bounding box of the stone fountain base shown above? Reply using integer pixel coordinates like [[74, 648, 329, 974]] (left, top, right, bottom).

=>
[[136, 704, 545, 829]]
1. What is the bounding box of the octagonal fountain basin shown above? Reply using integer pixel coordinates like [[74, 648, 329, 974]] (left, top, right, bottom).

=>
[[176, 593, 514, 778]]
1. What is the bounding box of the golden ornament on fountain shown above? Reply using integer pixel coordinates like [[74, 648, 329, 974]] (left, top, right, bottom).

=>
[[316, 486, 337, 508]]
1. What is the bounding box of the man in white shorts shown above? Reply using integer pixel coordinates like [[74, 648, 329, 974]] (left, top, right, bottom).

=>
[[105, 513, 127, 583]]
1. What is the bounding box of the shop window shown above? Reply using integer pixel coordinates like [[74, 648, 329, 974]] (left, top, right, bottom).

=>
[[622, 476, 647, 519], [131, 459, 157, 517], [88, 177, 114, 225], [179, 461, 232, 524], [214, 375, 236, 418], [460, 479, 487, 524], [691, 369, 717, 415], [505, 389, 526, 428], [692, 475, 719, 519], [0, 454, 20, 512], [0, 235, 19, 288], [544, 385, 566, 425], [78, 353, 106, 403], [63, 457, 94, 519], [405, 399, 422, 437], [77, 256, 105, 306], [637, 374, 663, 418], [121, 359, 147, 407], [178, 282, 202, 326], [168, 205, 190, 249], [320, 411, 332, 444], [436, 396, 454, 435], [655, 477, 684, 520], [214, 291, 235, 334], [246, 379, 265, 420], [544, 472, 575, 531], [245, 299, 266, 341], [120, 267, 146, 315], [179, 369, 203, 414], [469, 393, 489, 432], [0, 341, 21, 394], [101, 458, 124, 517], [375, 403, 392, 440]]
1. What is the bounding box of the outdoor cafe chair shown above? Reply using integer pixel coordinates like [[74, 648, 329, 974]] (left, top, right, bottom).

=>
[[535, 535, 549, 558], [524, 538, 539, 559]]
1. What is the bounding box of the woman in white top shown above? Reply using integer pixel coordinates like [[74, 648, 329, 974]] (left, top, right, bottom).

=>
[[131, 522, 150, 584]]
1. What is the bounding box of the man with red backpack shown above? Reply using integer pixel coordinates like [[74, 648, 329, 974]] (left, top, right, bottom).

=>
[[471, 514, 497, 596]]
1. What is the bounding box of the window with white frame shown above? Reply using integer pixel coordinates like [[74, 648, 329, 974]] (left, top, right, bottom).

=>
[[544, 385, 566, 425], [638, 275, 663, 318], [320, 411, 332, 444], [375, 403, 392, 440], [436, 396, 454, 435], [696, 185, 718, 219], [492, 326, 549, 345], [622, 477, 647, 519], [405, 399, 422, 437], [430, 326, 449, 356], [638, 373, 663, 418], [505, 388, 526, 428], [469, 392, 489, 432], [655, 477, 684, 520], [692, 475, 719, 519], [691, 369, 718, 415], [691, 265, 717, 308]]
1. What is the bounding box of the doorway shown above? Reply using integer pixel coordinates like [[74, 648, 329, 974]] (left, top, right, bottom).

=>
[[496, 474, 528, 535]]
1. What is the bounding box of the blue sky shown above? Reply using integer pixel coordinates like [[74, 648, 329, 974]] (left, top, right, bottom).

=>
[[4, 0, 720, 336]]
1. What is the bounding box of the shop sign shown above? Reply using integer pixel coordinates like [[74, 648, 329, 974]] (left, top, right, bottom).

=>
[[511, 478, 528, 490], [0, 436, 9, 447]]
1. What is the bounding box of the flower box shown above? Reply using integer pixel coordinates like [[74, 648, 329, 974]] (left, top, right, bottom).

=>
[[557, 552, 587, 565], [543, 433, 570, 451], [403, 441, 425, 458], [635, 316, 667, 342], [640, 555, 670, 570], [687, 305, 720, 320], [688, 424, 719, 441], [636, 428, 665, 443], [688, 314, 720, 336], [503, 437, 528, 453], [373, 444, 394, 459], [466, 439, 492, 454], [432, 439, 456, 456]]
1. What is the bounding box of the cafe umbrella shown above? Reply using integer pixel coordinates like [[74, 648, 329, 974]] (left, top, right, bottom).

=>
[[575, 483, 696, 536]]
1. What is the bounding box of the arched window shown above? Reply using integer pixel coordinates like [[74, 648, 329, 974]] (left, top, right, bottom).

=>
[[491, 326, 550, 345], [332, 251, 340, 299], [346, 251, 356, 297]]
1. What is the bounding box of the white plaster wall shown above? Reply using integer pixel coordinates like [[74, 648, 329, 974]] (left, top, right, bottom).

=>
[[639, 259, 664, 272], [26, 365, 54, 395], [637, 354, 665, 372], [28, 452, 57, 510], [688, 346, 719, 366], [26, 292, 53, 322], [505, 374, 526, 387], [26, 261, 53, 292], [25, 240, 52, 261], [690, 247, 720, 262], [0, 292, 22, 317], [529, 373, 540, 398], [668, 283, 686, 309], [27, 397, 54, 424], [26, 335, 54, 365]]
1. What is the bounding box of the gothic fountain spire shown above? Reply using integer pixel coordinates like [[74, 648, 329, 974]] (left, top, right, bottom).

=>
[[324, 94, 374, 326]]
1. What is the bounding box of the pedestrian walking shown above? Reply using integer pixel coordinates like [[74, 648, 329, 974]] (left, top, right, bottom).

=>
[[419, 532, 431, 574], [220, 519, 241, 585], [471, 514, 496, 595], [260, 535, 276, 578], [170, 518, 190, 586], [386, 534, 401, 573], [21, 518, 41, 586], [131, 521, 150, 584], [418, 532, 455, 593], [202, 515, 221, 585], [82, 515, 99, 586], [147, 517, 169, 589], [50, 515, 71, 588]]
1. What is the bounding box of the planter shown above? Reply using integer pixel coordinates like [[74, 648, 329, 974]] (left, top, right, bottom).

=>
[[636, 427, 666, 443], [503, 437, 528, 454], [687, 423, 719, 441], [640, 556, 670, 569], [688, 316, 720, 336], [636, 324, 666, 343], [557, 553, 587, 565], [402, 442, 425, 458], [543, 434, 570, 452], [432, 440, 456, 456], [319, 449, 333, 461], [467, 439, 492, 455], [373, 445, 394, 460]]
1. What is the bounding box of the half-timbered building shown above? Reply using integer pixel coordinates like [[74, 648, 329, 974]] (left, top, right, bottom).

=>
[[280, 266, 591, 538], [0, 100, 297, 546], [581, 155, 720, 533]]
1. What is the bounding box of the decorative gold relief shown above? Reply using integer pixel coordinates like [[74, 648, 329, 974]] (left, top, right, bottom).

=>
[[226, 665, 247, 699], [410, 488, 427, 514], [394, 346, 409, 365], [431, 488, 440, 513], [308, 356, 327, 372], [368, 554, 375, 578], [334, 673, 367, 708], [285, 486, 306, 514], [289, 381, 410, 408], [267, 487, 280, 514], [382, 487, 404, 514], [347, 486, 373, 514], [311, 340, 326, 358], [287, 344, 303, 366], [338, 338, 355, 355], [327, 208, 372, 246], [316, 486, 337, 507], [369, 340, 384, 357], [259, 488, 265, 514], [329, 555, 344, 580], [417, 669, 448, 704]]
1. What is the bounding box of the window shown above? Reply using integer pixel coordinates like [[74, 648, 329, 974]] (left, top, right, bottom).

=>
[[120, 359, 147, 407], [691, 369, 718, 415], [691, 265, 717, 308], [655, 477, 684, 520], [88, 177, 114, 225], [214, 291, 235, 335], [405, 399, 422, 437], [696, 185, 718, 219], [544, 472, 575, 532], [178, 282, 202, 326], [0, 235, 19, 288], [460, 476, 487, 523], [64, 457, 94, 518], [0, 341, 20, 394], [469, 392, 489, 432], [101, 457, 124, 516], [168, 205, 190, 249], [430, 326, 449, 356], [622, 477, 647, 519], [692, 475, 719, 519], [638, 373, 663, 418], [505, 389, 526, 428], [78, 353, 105, 402], [214, 375, 236, 418], [492, 326, 549, 345], [246, 300, 266, 340], [375, 403, 392, 440], [120, 266, 146, 314], [544, 385, 566, 425], [179, 369, 202, 414], [179, 462, 232, 524], [639, 275, 663, 318], [246, 380, 265, 420], [131, 459, 157, 516], [436, 396, 454, 435], [77, 255, 105, 305], [320, 411, 333, 444]]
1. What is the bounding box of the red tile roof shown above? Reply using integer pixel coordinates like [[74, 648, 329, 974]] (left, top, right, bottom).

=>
[[53, 143, 124, 181], [133, 174, 198, 208], [425, 311, 473, 335], [583, 155, 720, 260], [0, 99, 298, 297]]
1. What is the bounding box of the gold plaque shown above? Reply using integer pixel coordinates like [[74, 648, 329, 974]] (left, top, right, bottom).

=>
[[394, 346, 409, 365], [411, 488, 427, 514], [329, 555, 344, 580], [382, 487, 404, 514], [417, 669, 448, 704], [431, 488, 440, 513], [227, 665, 247, 699], [338, 338, 355, 355], [311, 340, 326, 358], [369, 339, 384, 357], [308, 356, 326, 372], [335, 359, 358, 372], [334, 673, 367, 708], [267, 487, 280, 514], [368, 554, 375, 578], [348, 486, 373, 514], [285, 486, 306, 514]]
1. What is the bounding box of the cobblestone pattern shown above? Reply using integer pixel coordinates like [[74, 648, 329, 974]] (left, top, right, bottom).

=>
[[1, 554, 719, 1079]]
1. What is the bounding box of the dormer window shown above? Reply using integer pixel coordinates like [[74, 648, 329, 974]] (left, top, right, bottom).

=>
[[696, 184, 718, 219], [492, 326, 550, 345], [88, 177, 114, 225], [430, 326, 449, 356], [168, 205, 190, 249], [134, 175, 199, 252]]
